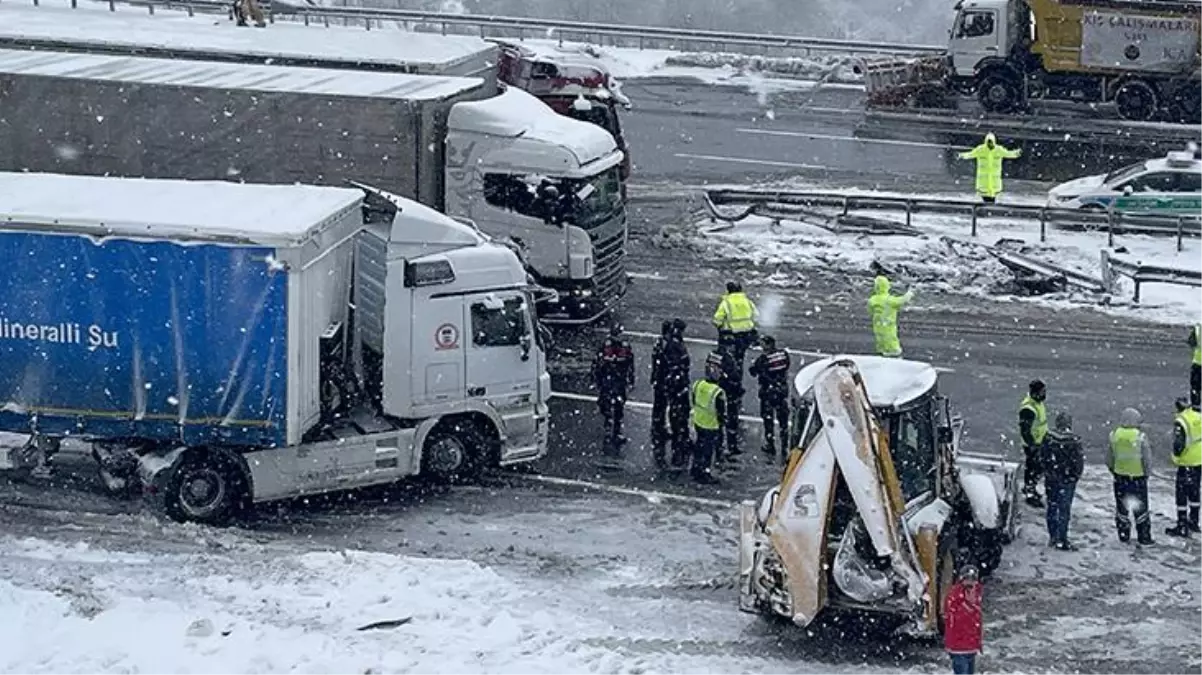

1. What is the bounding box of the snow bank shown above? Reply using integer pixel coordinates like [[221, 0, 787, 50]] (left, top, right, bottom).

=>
[[0, 537, 630, 674], [691, 204, 1201, 326]]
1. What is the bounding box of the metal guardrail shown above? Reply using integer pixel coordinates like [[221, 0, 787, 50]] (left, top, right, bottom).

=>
[[1101, 251, 1202, 302], [33, 0, 944, 58], [704, 188, 1202, 245]]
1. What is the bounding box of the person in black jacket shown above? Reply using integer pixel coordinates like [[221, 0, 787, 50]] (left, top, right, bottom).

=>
[[749, 335, 791, 460], [705, 345, 744, 462], [1043, 411, 1084, 551], [592, 324, 635, 454], [651, 319, 692, 469]]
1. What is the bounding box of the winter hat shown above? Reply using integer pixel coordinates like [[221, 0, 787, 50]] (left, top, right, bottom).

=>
[[1120, 407, 1142, 427], [1054, 411, 1073, 432]]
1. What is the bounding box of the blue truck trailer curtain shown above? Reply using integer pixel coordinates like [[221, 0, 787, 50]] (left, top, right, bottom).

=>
[[0, 231, 289, 448]]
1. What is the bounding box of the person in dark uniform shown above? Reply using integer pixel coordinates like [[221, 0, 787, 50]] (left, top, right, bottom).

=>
[[706, 345, 744, 462], [592, 324, 634, 454], [652, 318, 692, 470], [749, 334, 792, 460]]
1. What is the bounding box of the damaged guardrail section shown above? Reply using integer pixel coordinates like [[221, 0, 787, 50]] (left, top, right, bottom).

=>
[[704, 188, 1201, 246], [1101, 251, 1202, 303]]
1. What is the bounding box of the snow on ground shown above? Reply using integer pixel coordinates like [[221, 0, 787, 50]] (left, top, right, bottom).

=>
[[689, 201, 1201, 326], [2, 462, 1197, 673]]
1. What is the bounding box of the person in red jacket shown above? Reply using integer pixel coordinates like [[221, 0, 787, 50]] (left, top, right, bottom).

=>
[[943, 564, 984, 674]]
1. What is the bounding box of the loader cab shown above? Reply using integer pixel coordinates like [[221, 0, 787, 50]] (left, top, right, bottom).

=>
[[948, 0, 1014, 77], [791, 355, 945, 507]]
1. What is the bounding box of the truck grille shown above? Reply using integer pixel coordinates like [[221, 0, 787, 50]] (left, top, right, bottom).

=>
[[591, 224, 627, 304]]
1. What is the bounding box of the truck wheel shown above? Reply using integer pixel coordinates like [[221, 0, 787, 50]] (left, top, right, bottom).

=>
[[1114, 80, 1158, 121], [977, 74, 1021, 113], [163, 452, 245, 525], [421, 420, 487, 481]]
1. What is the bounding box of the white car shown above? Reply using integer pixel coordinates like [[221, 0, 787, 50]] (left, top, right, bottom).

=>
[[1047, 150, 1202, 217]]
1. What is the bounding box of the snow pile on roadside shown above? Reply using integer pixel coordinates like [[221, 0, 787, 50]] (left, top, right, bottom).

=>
[[0, 532, 913, 674], [662, 52, 863, 85], [689, 208, 1201, 325], [0, 537, 626, 673]]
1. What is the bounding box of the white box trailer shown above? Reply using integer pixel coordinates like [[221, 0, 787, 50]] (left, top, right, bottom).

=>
[[0, 0, 499, 83], [0, 172, 550, 524]]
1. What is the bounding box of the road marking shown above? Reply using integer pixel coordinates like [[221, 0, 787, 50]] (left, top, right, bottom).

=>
[[592, 329, 956, 373], [514, 473, 738, 509], [735, 127, 969, 151], [673, 153, 825, 170], [551, 391, 764, 424]]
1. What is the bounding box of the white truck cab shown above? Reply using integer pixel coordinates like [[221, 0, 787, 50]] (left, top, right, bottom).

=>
[[948, 0, 1017, 79], [444, 87, 628, 324]]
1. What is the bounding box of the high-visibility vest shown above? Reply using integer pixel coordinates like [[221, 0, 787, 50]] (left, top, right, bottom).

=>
[[1109, 426, 1144, 477], [1020, 395, 1047, 445], [714, 292, 755, 333], [691, 379, 722, 430], [1174, 408, 1202, 467], [1193, 324, 1201, 366]]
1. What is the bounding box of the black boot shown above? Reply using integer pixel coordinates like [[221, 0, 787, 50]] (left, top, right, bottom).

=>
[[1165, 523, 1191, 538], [1116, 520, 1131, 544]]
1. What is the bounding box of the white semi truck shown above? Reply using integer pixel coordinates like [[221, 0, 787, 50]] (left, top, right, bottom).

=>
[[0, 173, 551, 524], [0, 47, 628, 324]]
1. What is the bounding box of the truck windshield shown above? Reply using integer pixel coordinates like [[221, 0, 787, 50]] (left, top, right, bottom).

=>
[[567, 103, 620, 139], [471, 296, 529, 347], [567, 166, 624, 229]]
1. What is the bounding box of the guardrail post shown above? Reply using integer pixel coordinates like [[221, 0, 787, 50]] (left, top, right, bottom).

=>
[[639, 36, 644, 50], [185, 3, 192, 16], [147, 2, 153, 14], [71, 0, 77, 7], [905, 200, 912, 228], [303, 13, 309, 25], [1107, 207, 1115, 248], [108, 0, 115, 10], [441, 21, 447, 35], [841, 196, 850, 217], [1039, 208, 1047, 243], [1177, 216, 1185, 253], [1133, 279, 1142, 303], [971, 204, 978, 237]]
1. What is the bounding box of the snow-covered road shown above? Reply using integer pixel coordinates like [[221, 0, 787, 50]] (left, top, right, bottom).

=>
[[2, 462, 1198, 673]]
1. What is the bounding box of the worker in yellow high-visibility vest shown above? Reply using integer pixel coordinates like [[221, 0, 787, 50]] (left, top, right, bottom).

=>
[[1166, 398, 1202, 537], [689, 365, 728, 486], [1018, 379, 1048, 508], [1189, 323, 1200, 407], [958, 132, 1021, 203], [711, 280, 758, 368], [1107, 407, 1154, 546]]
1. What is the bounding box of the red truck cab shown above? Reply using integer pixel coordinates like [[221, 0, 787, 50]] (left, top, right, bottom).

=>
[[492, 40, 632, 186]]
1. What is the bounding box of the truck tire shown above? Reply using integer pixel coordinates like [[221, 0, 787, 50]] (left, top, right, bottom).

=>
[[421, 420, 488, 481], [1114, 80, 1158, 121], [977, 73, 1021, 113], [163, 451, 246, 525], [974, 528, 1004, 576]]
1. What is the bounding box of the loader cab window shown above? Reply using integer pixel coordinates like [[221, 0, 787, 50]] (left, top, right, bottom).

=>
[[471, 296, 528, 347], [890, 405, 936, 500], [789, 396, 821, 452], [956, 10, 995, 38]]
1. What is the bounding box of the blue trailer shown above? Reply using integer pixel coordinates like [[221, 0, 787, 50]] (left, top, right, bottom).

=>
[[0, 172, 550, 524]]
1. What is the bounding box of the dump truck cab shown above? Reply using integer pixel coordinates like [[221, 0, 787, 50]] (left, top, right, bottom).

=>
[[738, 356, 1019, 635]]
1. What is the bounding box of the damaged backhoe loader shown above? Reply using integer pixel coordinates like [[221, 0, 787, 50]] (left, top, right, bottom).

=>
[[738, 356, 1019, 635]]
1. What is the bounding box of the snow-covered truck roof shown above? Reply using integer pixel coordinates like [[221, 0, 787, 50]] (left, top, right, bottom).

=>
[[0, 49, 482, 101], [449, 87, 621, 173], [0, 173, 365, 247], [0, 1, 497, 76], [793, 355, 938, 410]]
